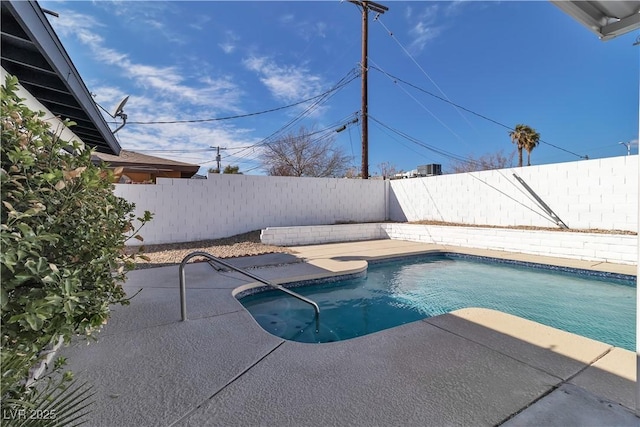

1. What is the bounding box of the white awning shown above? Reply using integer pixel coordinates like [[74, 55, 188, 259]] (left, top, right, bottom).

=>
[[551, 1, 640, 41]]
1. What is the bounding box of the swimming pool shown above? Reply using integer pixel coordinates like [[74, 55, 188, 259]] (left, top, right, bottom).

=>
[[238, 254, 636, 349]]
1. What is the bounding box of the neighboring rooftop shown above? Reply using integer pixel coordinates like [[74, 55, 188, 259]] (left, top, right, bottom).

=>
[[1, 0, 120, 154], [92, 150, 200, 181]]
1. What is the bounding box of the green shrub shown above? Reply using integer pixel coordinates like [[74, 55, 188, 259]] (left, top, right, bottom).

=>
[[1, 75, 152, 405]]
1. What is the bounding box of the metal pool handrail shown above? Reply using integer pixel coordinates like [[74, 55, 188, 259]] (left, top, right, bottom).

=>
[[178, 251, 320, 321]]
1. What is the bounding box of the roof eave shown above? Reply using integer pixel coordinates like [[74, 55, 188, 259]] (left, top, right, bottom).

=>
[[551, 1, 640, 41], [5, 0, 121, 154]]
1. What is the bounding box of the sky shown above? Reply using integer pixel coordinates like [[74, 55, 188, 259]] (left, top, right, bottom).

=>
[[40, 0, 639, 176]]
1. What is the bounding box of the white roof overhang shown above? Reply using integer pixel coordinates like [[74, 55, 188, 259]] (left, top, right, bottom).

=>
[[551, 1, 640, 41]]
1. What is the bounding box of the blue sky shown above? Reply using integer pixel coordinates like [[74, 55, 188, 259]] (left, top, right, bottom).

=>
[[41, 1, 638, 175]]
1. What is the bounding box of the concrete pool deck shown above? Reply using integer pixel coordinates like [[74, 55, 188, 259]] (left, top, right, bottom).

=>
[[60, 239, 638, 426]]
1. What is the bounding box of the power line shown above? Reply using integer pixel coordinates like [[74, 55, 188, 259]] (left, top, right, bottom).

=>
[[375, 16, 477, 133], [369, 57, 463, 142], [230, 70, 360, 162], [369, 115, 556, 223], [127, 68, 359, 125], [370, 119, 435, 163], [133, 148, 216, 153], [369, 115, 469, 163], [369, 66, 587, 159]]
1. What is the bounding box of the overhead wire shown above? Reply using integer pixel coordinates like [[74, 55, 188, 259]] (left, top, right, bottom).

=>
[[229, 69, 360, 163], [133, 148, 217, 153], [369, 65, 586, 160], [369, 114, 557, 224], [369, 57, 463, 142], [374, 16, 478, 133], [369, 115, 469, 163], [126, 71, 358, 125], [370, 119, 435, 163], [372, 113, 556, 219], [238, 111, 360, 174], [225, 112, 359, 171]]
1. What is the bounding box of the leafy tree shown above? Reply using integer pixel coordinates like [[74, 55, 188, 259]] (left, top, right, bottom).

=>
[[208, 167, 220, 174], [509, 124, 540, 167], [261, 126, 351, 177], [449, 150, 515, 173], [223, 165, 241, 174], [1, 75, 152, 413]]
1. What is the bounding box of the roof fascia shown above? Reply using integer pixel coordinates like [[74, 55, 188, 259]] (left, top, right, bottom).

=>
[[6, 0, 121, 154], [551, 1, 640, 41]]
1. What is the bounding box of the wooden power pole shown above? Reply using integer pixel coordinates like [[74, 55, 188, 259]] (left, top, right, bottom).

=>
[[349, 0, 388, 179], [209, 146, 227, 173]]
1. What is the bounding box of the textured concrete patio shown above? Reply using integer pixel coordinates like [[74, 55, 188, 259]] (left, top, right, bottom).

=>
[[60, 240, 637, 426]]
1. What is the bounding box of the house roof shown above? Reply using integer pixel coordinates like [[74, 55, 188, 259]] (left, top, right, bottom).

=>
[[1, 0, 121, 154], [551, 1, 640, 41], [92, 150, 200, 176]]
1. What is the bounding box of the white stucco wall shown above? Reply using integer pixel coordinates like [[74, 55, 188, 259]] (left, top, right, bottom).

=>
[[389, 156, 637, 232]]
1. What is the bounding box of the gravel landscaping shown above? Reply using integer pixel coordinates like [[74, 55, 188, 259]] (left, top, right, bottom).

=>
[[126, 230, 293, 269]]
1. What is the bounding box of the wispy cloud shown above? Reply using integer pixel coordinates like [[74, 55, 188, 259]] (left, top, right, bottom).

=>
[[51, 10, 254, 169], [444, 0, 467, 17], [90, 0, 187, 44], [189, 15, 212, 31], [403, 2, 472, 55], [243, 56, 324, 103], [54, 11, 242, 109], [279, 13, 327, 42], [219, 30, 240, 54], [279, 13, 294, 24], [405, 5, 442, 54]]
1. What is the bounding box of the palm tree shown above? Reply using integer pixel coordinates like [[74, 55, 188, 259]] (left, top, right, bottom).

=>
[[523, 127, 540, 166], [509, 124, 539, 167]]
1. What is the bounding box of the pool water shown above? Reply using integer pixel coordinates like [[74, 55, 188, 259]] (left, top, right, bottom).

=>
[[239, 255, 636, 348]]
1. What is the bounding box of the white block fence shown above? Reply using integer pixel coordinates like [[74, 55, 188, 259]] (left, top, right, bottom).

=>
[[260, 223, 387, 246], [389, 156, 637, 231], [117, 174, 387, 245], [261, 223, 637, 265], [118, 156, 637, 248]]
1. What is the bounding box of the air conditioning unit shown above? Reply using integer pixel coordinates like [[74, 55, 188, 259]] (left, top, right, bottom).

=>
[[417, 164, 442, 176]]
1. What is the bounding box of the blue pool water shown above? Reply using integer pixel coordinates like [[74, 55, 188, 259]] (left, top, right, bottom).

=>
[[239, 255, 636, 348]]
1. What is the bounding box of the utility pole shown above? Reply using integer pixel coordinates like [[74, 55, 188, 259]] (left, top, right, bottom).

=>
[[349, 0, 388, 179], [210, 146, 227, 172]]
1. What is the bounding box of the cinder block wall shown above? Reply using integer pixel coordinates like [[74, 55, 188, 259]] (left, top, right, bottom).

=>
[[116, 156, 637, 245], [384, 223, 637, 265], [116, 174, 388, 245], [261, 224, 387, 246], [389, 156, 638, 232], [260, 223, 637, 265]]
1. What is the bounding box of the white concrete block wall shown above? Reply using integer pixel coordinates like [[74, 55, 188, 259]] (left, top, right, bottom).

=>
[[116, 156, 637, 246], [260, 223, 637, 265], [117, 174, 387, 245], [261, 224, 386, 246], [389, 156, 638, 232], [382, 223, 637, 265]]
